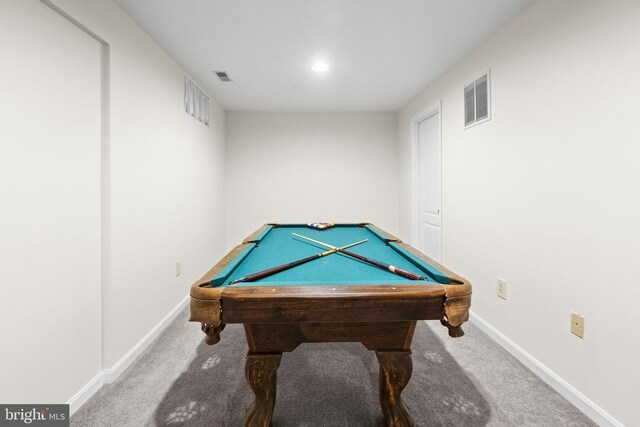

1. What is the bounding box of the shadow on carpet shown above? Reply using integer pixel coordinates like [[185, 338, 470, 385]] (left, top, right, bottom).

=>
[[153, 322, 491, 426]]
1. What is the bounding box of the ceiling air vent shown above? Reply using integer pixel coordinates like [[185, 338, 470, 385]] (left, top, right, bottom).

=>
[[214, 71, 231, 82]]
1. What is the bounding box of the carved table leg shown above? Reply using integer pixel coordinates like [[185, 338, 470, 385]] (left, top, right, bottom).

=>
[[375, 350, 414, 427], [201, 322, 226, 345], [243, 352, 282, 427]]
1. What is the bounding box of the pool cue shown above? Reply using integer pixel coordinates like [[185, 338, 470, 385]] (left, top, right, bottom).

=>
[[292, 233, 429, 281], [228, 238, 368, 285]]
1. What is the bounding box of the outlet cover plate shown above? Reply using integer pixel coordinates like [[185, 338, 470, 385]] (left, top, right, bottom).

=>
[[571, 312, 584, 338], [497, 278, 507, 300]]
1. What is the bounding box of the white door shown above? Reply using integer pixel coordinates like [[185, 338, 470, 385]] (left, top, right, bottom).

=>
[[417, 113, 442, 262]]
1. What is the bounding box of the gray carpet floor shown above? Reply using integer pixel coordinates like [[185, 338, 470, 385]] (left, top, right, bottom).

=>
[[72, 308, 596, 427]]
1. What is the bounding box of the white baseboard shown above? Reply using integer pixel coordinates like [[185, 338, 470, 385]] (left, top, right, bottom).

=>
[[67, 295, 190, 415], [67, 371, 106, 415], [469, 312, 623, 427], [102, 295, 190, 383]]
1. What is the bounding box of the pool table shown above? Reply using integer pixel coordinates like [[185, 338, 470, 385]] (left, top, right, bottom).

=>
[[190, 223, 471, 427]]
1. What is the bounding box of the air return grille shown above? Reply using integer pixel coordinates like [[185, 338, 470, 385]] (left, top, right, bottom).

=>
[[214, 71, 231, 82], [184, 78, 209, 125], [464, 71, 491, 128]]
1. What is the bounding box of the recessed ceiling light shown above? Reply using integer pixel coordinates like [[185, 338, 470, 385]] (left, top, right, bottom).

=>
[[312, 61, 329, 72]]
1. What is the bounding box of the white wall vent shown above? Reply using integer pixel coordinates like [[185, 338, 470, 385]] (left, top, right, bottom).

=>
[[184, 78, 209, 125], [464, 70, 491, 128]]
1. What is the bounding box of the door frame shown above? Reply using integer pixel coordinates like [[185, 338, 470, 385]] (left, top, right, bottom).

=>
[[410, 100, 442, 258]]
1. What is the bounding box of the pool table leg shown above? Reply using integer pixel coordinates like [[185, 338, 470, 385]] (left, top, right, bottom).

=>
[[376, 350, 415, 427], [243, 352, 282, 427]]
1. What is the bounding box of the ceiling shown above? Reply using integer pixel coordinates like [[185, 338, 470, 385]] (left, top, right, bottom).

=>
[[113, 0, 535, 111]]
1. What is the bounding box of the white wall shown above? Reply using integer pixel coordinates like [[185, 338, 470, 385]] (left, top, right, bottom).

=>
[[225, 112, 398, 246], [398, 1, 640, 425], [0, 0, 226, 405], [0, 0, 102, 403]]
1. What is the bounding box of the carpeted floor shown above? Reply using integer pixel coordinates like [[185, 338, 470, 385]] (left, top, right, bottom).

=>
[[72, 308, 596, 426]]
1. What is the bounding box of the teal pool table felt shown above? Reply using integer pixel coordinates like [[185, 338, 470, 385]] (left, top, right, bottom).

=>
[[211, 224, 449, 287]]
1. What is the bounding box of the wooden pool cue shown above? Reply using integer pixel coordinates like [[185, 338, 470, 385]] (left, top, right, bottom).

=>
[[228, 238, 368, 285], [292, 233, 429, 281]]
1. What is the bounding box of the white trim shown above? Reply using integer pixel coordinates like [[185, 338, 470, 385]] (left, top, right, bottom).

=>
[[67, 295, 190, 415], [67, 371, 105, 415], [104, 295, 189, 382], [410, 101, 442, 257], [470, 312, 623, 427]]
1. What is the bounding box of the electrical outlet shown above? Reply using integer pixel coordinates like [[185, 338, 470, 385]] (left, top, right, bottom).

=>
[[497, 278, 507, 300], [571, 312, 584, 338], [176, 260, 182, 277]]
